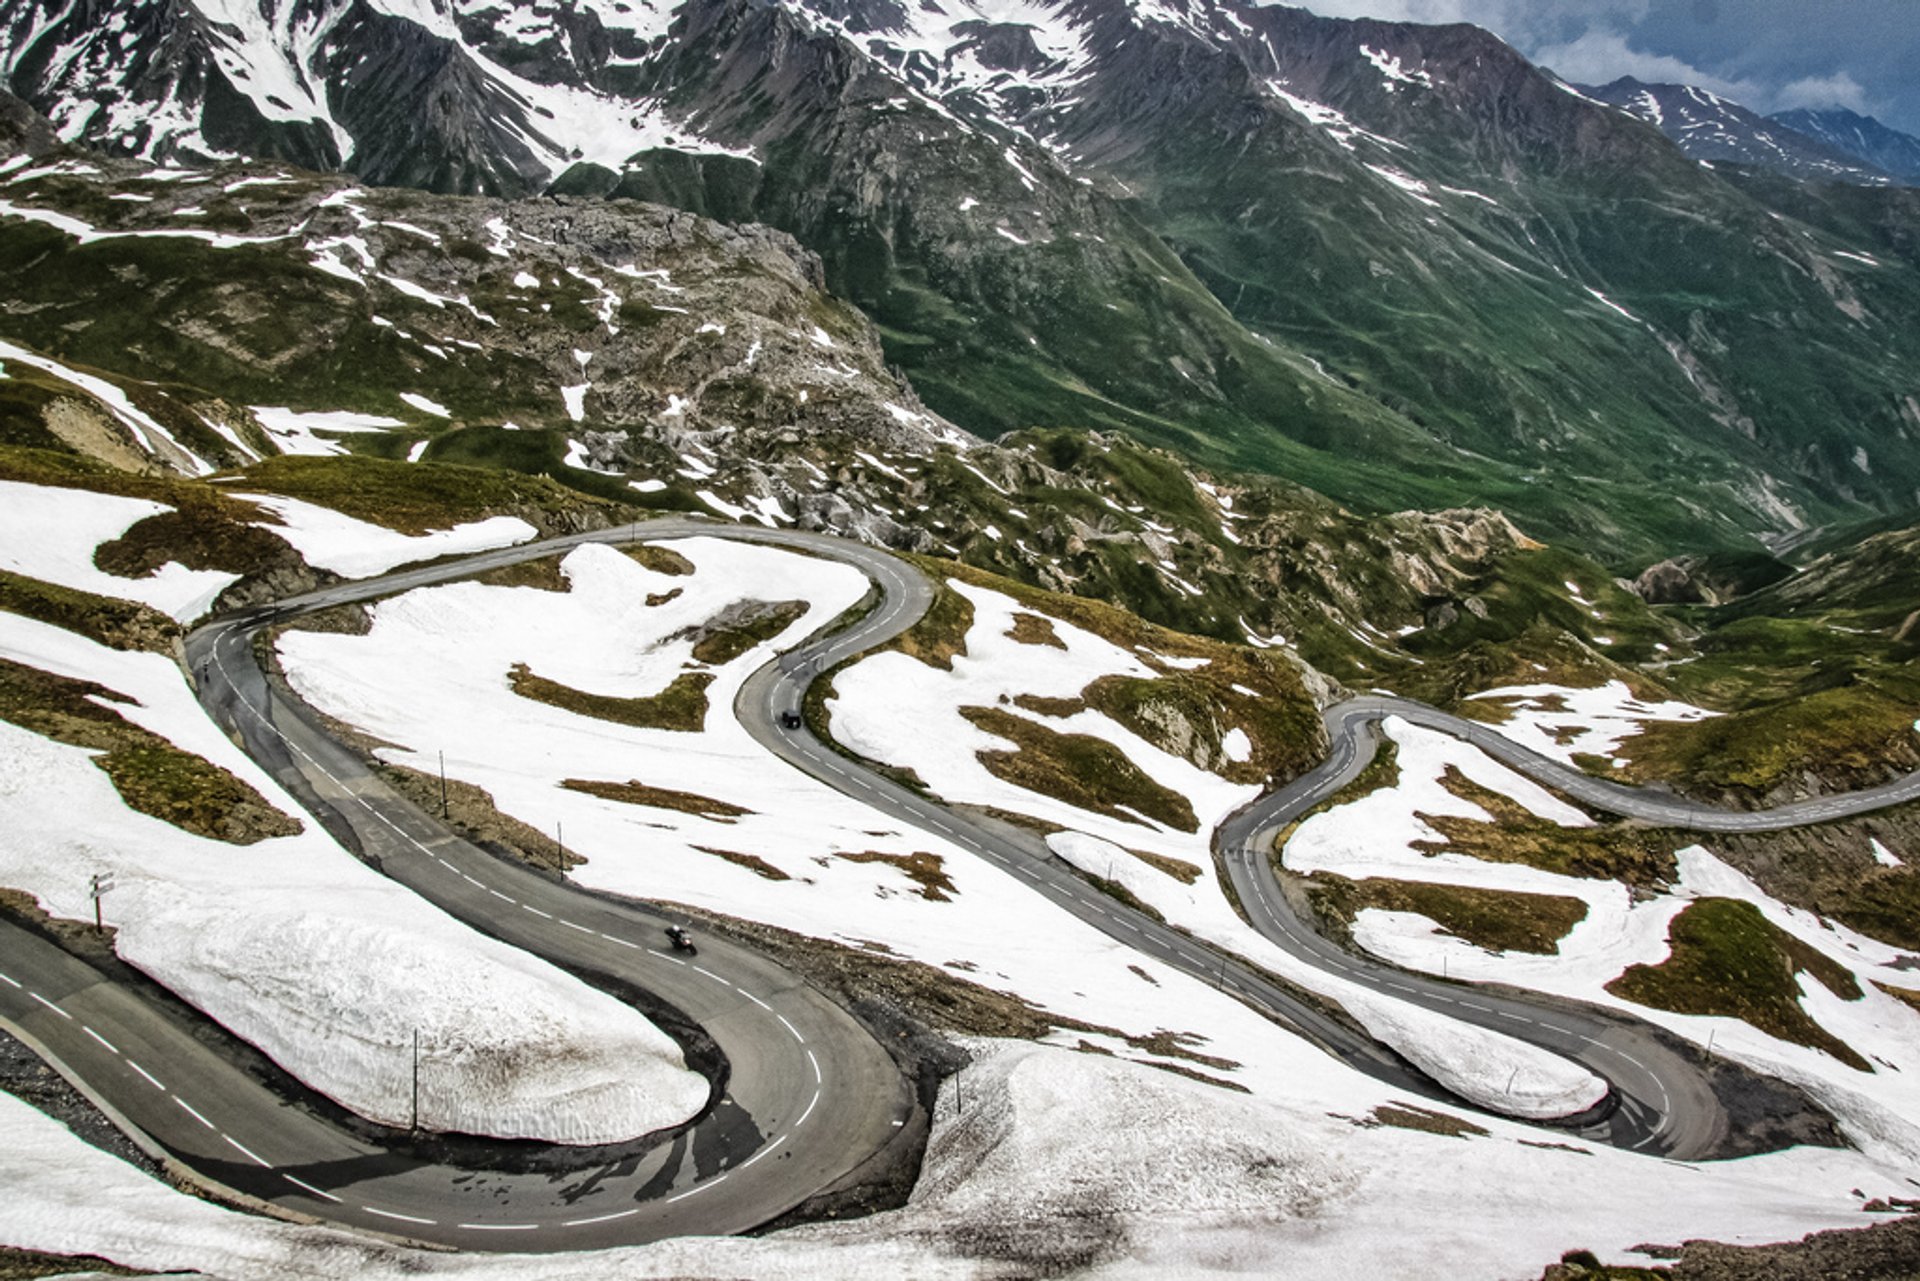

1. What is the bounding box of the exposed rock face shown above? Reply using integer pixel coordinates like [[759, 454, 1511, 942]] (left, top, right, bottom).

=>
[[1634, 557, 1710, 605], [8, 0, 1920, 558], [0, 129, 973, 460]]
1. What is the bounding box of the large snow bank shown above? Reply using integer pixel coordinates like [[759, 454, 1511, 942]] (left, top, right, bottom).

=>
[[0, 478, 238, 621], [1295, 719, 1920, 1168], [1344, 993, 1607, 1120], [0, 613, 705, 1143], [0, 1041, 1905, 1279], [237, 492, 537, 578]]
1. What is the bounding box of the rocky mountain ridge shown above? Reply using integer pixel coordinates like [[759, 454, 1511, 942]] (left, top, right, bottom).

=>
[[5, 0, 1920, 567], [1579, 77, 1897, 187], [1771, 107, 1920, 186]]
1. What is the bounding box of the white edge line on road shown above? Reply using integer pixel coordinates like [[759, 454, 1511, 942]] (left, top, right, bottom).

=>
[[665, 1176, 726, 1204], [173, 1096, 215, 1130], [29, 992, 70, 1020], [364, 1207, 437, 1225], [564, 1208, 641, 1227], [284, 1174, 342, 1203], [223, 1134, 272, 1167]]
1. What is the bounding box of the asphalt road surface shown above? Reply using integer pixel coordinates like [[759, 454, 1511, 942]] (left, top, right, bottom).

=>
[[8, 517, 1914, 1250]]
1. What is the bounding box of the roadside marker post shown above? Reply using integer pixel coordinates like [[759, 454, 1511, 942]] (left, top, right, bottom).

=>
[[89, 872, 115, 932]]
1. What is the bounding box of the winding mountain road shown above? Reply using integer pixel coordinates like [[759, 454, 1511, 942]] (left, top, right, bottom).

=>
[[5, 516, 1916, 1251]]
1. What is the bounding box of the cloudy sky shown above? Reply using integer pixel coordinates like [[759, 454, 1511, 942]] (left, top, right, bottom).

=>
[[1295, 0, 1920, 134]]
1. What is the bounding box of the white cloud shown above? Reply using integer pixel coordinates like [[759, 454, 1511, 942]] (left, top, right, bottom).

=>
[[1290, 2, 1890, 122], [1528, 27, 1759, 101], [1773, 70, 1871, 114]]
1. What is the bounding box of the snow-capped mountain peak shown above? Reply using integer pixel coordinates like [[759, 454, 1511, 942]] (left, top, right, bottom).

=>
[[1580, 75, 1895, 186]]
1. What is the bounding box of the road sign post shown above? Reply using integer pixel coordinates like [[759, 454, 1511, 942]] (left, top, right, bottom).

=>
[[89, 872, 115, 932]]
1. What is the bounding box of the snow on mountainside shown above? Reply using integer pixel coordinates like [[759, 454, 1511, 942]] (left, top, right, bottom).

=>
[[9, 3, 1920, 560], [1770, 107, 1920, 185], [0, 0, 744, 188], [1579, 77, 1895, 186]]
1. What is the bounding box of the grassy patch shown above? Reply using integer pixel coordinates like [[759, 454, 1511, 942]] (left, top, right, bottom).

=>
[[471, 555, 571, 593], [1358, 1102, 1488, 1139], [886, 578, 975, 670], [1607, 898, 1869, 1069], [689, 600, 807, 665], [836, 849, 957, 901], [0, 1247, 143, 1280], [560, 778, 750, 821], [1417, 768, 1682, 890], [625, 543, 695, 576], [962, 705, 1199, 833], [0, 658, 299, 843], [692, 845, 791, 880], [1304, 873, 1588, 955], [94, 505, 292, 582], [508, 662, 712, 732], [0, 570, 180, 653], [1005, 611, 1065, 648], [236, 454, 631, 535], [904, 556, 1322, 783], [1012, 693, 1086, 717], [1616, 668, 1920, 804], [1876, 982, 1920, 1016]]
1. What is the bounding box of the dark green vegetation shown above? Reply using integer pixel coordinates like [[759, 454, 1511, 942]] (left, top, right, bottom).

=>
[[0, 1248, 141, 1281], [960, 706, 1199, 834], [1612, 518, 1920, 804], [1417, 769, 1683, 890], [1608, 898, 1869, 1070], [834, 850, 957, 902], [0, 658, 299, 843], [508, 662, 712, 733], [1305, 874, 1589, 956], [0, 570, 179, 653], [560, 778, 751, 821], [914, 554, 1325, 784], [239, 454, 630, 536], [1542, 1215, 1920, 1281], [618, 1, 1920, 563], [688, 600, 807, 665]]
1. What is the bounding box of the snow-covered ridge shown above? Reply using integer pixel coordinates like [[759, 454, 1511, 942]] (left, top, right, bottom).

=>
[[2, 0, 750, 183]]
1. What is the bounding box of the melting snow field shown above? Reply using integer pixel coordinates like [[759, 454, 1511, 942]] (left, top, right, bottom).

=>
[[0, 612, 705, 1143], [0, 478, 239, 621], [1465, 678, 1718, 765], [236, 492, 537, 579], [273, 540, 1318, 1082], [0, 1037, 1903, 1280], [3, 507, 1918, 1274], [1288, 717, 1920, 1172]]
